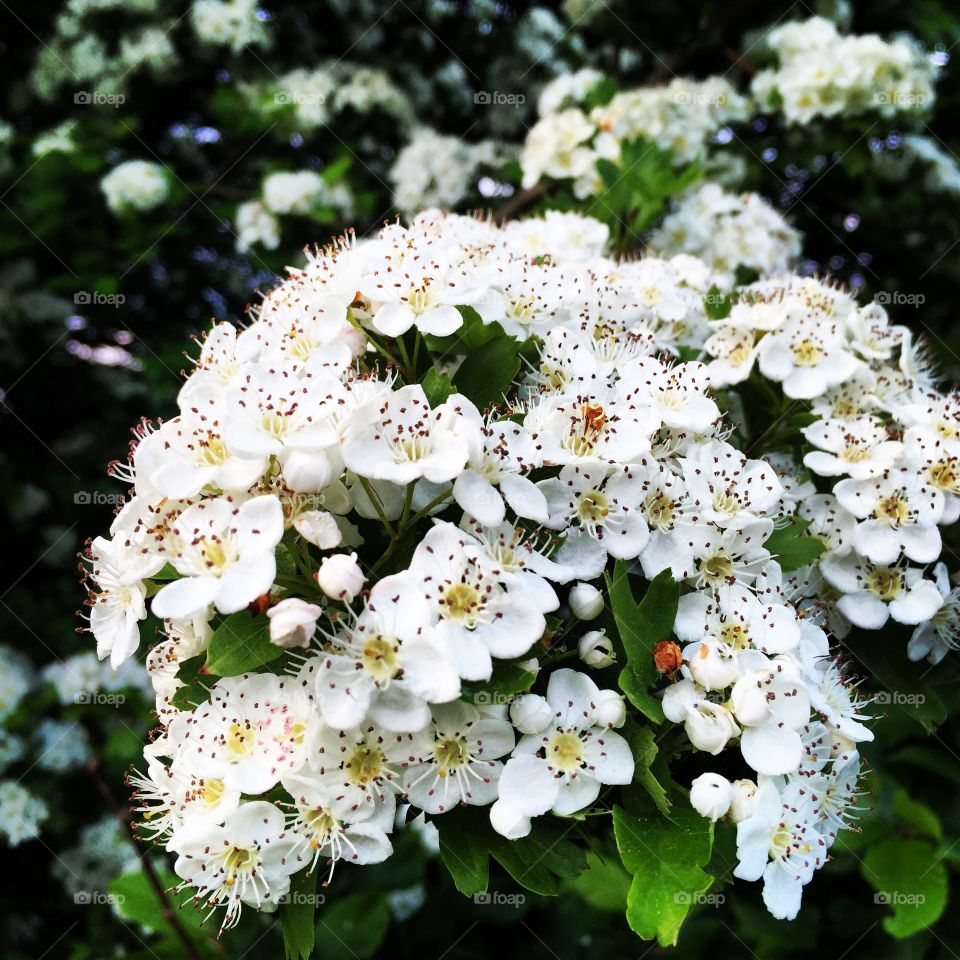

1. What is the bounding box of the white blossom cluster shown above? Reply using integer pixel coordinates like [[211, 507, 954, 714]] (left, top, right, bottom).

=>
[[235, 171, 354, 254], [83, 210, 898, 929], [752, 16, 939, 125], [648, 182, 802, 284], [389, 129, 511, 214], [703, 276, 960, 664], [100, 160, 170, 216], [521, 76, 749, 197], [191, 0, 270, 54]]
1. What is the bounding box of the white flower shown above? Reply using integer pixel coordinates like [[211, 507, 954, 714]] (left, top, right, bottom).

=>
[[539, 464, 651, 575], [267, 598, 322, 649], [729, 779, 758, 823], [404, 701, 514, 814], [834, 469, 944, 564], [908, 562, 960, 664], [236, 201, 279, 252], [170, 801, 297, 931], [510, 694, 553, 735], [84, 535, 162, 668], [408, 523, 546, 681], [802, 416, 903, 479], [690, 772, 732, 821], [568, 582, 604, 620], [262, 170, 327, 215], [311, 572, 459, 732], [734, 780, 826, 921], [316, 552, 365, 601], [101, 160, 169, 215], [820, 553, 942, 629], [281, 774, 393, 878], [177, 674, 318, 794], [151, 495, 284, 619], [492, 669, 633, 836], [341, 385, 478, 485]]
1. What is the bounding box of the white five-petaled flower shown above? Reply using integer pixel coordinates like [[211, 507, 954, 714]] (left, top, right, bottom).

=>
[[491, 669, 633, 838], [151, 495, 285, 619]]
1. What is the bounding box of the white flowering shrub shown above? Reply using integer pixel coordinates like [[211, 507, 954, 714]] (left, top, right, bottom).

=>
[[78, 202, 960, 949]]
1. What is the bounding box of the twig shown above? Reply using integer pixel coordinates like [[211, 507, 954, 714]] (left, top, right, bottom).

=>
[[493, 182, 548, 223]]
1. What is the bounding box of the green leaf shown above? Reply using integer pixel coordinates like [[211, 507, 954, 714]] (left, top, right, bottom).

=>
[[109, 869, 206, 939], [150, 562, 180, 581], [314, 891, 391, 960], [205, 611, 283, 676], [568, 850, 631, 911], [862, 838, 948, 938], [454, 334, 521, 409], [618, 665, 664, 725], [764, 516, 825, 572], [622, 722, 671, 815], [893, 789, 943, 843], [169, 653, 217, 711], [437, 807, 491, 896], [422, 367, 455, 407], [282, 869, 317, 960], [704, 284, 731, 320], [426, 305, 498, 356], [606, 563, 679, 688], [460, 659, 536, 706], [613, 804, 714, 947]]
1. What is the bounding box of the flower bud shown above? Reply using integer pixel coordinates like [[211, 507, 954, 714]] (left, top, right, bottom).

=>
[[316, 552, 365, 602], [593, 689, 626, 728], [654, 639, 683, 676], [661, 678, 700, 723], [689, 772, 732, 821], [728, 779, 758, 823], [490, 798, 531, 839], [731, 669, 774, 726], [578, 629, 616, 668], [267, 597, 322, 649], [685, 640, 739, 691], [569, 582, 604, 620], [684, 701, 738, 755], [510, 694, 552, 734]]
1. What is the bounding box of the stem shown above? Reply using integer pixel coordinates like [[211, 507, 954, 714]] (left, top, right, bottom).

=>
[[395, 336, 416, 381], [88, 762, 204, 960], [358, 477, 397, 538], [405, 487, 454, 526]]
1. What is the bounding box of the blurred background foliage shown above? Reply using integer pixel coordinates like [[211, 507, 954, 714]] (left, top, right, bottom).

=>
[[1, 0, 960, 957]]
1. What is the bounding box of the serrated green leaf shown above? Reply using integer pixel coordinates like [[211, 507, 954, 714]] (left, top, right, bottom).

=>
[[613, 805, 714, 947], [314, 891, 390, 960], [704, 284, 732, 320], [568, 850, 631, 911], [436, 807, 490, 896], [618, 664, 665, 725], [109, 868, 206, 939], [460, 659, 536, 706], [205, 611, 283, 676]]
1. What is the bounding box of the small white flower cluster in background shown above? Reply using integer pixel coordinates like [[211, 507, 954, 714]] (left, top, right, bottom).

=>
[[235, 170, 354, 253], [191, 0, 270, 54], [751, 16, 938, 125], [100, 160, 170, 216], [702, 275, 960, 663], [521, 75, 748, 197], [244, 63, 413, 131], [648, 182, 802, 284], [389, 129, 511, 214], [82, 208, 960, 929]]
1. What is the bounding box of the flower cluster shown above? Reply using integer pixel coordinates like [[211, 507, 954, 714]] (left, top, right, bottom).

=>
[[389, 129, 511, 214], [521, 76, 748, 197], [752, 16, 938, 125], [703, 275, 960, 663], [648, 182, 802, 284], [100, 160, 170, 216], [82, 209, 916, 931]]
